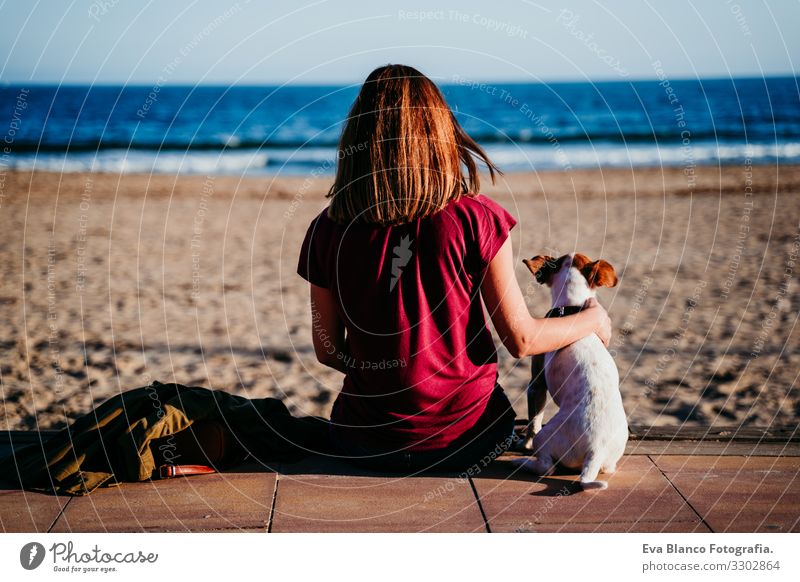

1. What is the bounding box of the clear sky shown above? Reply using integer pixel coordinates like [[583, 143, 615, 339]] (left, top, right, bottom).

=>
[[1, 0, 798, 85]]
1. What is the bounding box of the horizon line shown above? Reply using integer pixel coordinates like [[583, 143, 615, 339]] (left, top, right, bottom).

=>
[[1, 73, 798, 89]]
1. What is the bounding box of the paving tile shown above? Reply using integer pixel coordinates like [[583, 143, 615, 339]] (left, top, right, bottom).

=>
[[50, 472, 276, 532], [272, 457, 486, 532], [652, 455, 800, 533], [0, 487, 71, 533], [515, 520, 710, 533], [473, 455, 705, 533], [626, 441, 800, 457], [652, 456, 800, 472]]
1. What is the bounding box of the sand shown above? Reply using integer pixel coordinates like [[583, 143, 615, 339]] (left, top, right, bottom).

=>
[[0, 165, 798, 432]]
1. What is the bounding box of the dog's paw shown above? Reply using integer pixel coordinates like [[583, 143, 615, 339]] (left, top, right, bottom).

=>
[[580, 480, 608, 491]]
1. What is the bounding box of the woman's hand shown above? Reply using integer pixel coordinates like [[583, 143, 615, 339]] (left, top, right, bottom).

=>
[[583, 297, 612, 347]]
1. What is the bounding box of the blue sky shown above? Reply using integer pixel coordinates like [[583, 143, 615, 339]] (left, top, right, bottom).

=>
[[1, 0, 798, 85]]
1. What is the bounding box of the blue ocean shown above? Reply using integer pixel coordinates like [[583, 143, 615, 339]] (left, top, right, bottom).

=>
[[2, 77, 799, 175]]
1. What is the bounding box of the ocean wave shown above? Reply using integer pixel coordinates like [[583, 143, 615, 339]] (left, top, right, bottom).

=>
[[483, 141, 800, 171], [5, 150, 269, 174], [4, 141, 799, 176]]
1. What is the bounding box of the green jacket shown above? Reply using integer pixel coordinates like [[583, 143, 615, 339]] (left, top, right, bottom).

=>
[[0, 381, 329, 496]]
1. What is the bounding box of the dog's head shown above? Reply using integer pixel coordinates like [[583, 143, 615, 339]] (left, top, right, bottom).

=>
[[523, 253, 618, 290]]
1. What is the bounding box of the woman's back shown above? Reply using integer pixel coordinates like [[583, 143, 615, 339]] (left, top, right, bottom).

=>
[[298, 193, 516, 451]]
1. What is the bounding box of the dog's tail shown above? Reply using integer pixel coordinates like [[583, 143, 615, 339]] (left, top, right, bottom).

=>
[[580, 453, 608, 491]]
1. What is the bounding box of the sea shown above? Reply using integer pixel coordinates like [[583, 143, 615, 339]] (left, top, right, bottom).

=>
[[1, 76, 799, 175]]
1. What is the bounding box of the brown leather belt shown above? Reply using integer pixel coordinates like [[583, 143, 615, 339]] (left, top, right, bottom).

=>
[[150, 419, 247, 479], [159, 464, 217, 479]]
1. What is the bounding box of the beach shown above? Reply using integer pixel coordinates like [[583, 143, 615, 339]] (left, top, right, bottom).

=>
[[1, 165, 798, 432]]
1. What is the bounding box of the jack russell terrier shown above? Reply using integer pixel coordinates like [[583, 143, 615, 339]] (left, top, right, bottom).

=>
[[513, 253, 627, 490]]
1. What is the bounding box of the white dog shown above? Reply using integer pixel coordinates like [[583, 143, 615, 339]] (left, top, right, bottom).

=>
[[513, 253, 628, 490]]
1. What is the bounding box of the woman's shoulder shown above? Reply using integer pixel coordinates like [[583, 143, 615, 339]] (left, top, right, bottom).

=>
[[303, 205, 339, 234], [435, 193, 516, 270], [442, 193, 514, 224], [298, 206, 338, 257]]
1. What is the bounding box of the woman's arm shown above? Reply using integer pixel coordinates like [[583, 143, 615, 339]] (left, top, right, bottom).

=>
[[480, 238, 611, 358], [308, 282, 349, 373]]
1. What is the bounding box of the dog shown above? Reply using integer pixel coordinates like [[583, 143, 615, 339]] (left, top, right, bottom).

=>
[[513, 253, 627, 490]]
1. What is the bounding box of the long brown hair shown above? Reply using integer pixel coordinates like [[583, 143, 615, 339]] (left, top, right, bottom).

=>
[[327, 64, 500, 225]]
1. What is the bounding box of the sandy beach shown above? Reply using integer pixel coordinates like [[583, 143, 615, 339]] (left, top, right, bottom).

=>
[[1, 165, 798, 432]]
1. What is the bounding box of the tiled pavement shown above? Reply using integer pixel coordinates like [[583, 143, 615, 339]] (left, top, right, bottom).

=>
[[1, 430, 798, 533]]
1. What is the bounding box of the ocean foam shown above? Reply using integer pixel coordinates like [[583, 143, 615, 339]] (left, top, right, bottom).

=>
[[4, 141, 799, 176], [5, 150, 269, 175]]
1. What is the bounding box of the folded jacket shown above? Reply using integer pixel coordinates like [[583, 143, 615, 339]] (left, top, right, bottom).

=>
[[0, 380, 330, 496]]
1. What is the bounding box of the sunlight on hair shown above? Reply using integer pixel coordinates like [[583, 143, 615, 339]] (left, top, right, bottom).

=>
[[327, 64, 501, 225]]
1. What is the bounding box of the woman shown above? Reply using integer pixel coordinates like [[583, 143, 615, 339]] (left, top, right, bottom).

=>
[[298, 64, 611, 473]]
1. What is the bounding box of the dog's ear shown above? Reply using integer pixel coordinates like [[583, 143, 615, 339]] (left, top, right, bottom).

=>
[[523, 255, 558, 285], [581, 259, 618, 288]]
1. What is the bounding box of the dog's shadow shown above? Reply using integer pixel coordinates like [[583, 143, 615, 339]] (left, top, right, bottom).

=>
[[523, 474, 584, 497], [472, 456, 587, 497]]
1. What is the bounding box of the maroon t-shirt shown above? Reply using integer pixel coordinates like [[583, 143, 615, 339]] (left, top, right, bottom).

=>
[[297, 194, 516, 452]]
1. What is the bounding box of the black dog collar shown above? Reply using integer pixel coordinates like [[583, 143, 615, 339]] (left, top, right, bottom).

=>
[[545, 305, 585, 318]]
